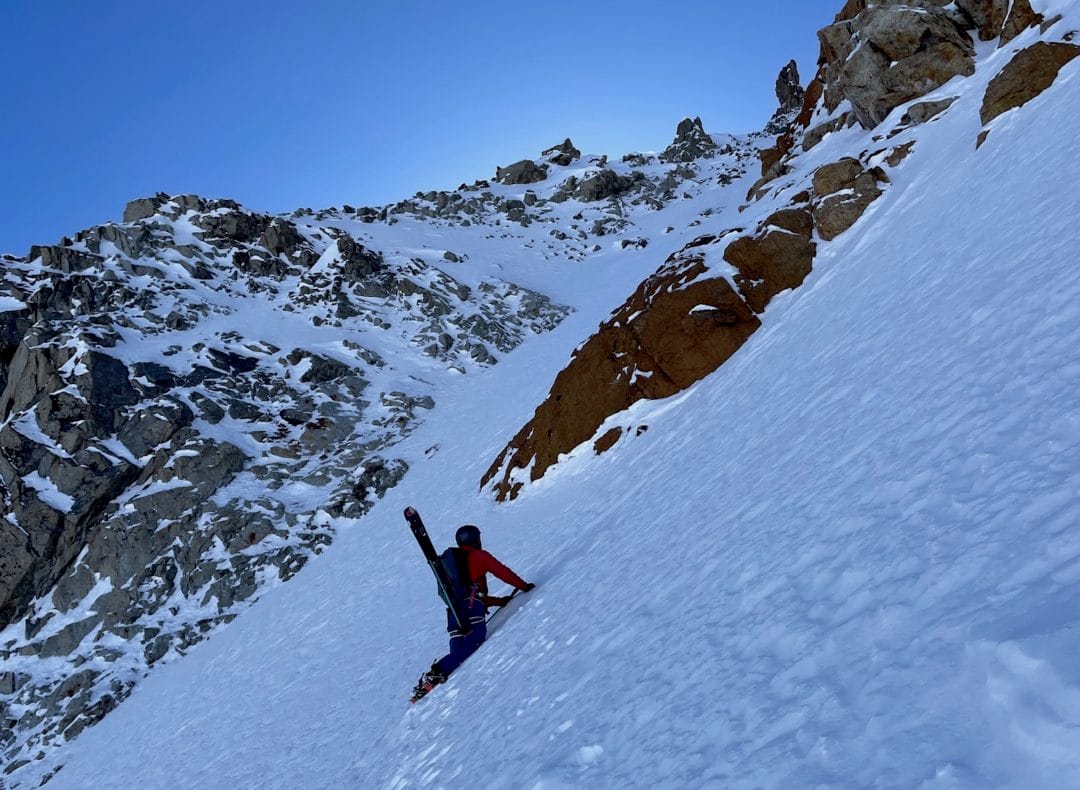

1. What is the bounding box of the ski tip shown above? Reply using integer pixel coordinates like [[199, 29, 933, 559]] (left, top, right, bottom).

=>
[[404, 506, 416, 519]]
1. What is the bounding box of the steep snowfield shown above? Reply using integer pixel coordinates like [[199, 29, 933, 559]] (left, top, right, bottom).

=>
[[31, 39, 1080, 790]]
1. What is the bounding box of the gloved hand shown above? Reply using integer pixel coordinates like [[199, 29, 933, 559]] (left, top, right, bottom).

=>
[[520, 582, 536, 593]]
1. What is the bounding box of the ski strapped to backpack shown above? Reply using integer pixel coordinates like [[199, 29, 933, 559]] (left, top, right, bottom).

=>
[[404, 506, 473, 634]]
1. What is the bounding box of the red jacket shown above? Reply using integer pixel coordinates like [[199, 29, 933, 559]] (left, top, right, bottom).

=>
[[463, 545, 528, 605]]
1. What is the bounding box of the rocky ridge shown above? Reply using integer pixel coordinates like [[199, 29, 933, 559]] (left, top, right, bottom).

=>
[[0, 192, 574, 775], [482, 0, 1079, 501]]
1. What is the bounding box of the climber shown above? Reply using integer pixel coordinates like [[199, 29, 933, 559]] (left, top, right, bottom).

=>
[[411, 524, 534, 700]]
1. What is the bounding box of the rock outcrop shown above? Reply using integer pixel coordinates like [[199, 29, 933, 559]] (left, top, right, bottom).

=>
[[495, 159, 548, 185], [542, 138, 582, 167], [724, 211, 817, 313], [776, 60, 805, 113], [956, 0, 1009, 41], [481, 250, 760, 501], [764, 61, 806, 136], [1000, 0, 1044, 45], [818, 2, 975, 128], [660, 117, 718, 163], [802, 0, 1058, 141], [573, 169, 644, 203], [810, 158, 888, 241], [751, 0, 1054, 202], [980, 42, 1080, 125]]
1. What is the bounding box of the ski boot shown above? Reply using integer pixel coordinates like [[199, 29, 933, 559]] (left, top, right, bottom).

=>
[[409, 664, 447, 703]]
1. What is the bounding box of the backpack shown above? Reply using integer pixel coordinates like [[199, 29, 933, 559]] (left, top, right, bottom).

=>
[[438, 546, 474, 607]]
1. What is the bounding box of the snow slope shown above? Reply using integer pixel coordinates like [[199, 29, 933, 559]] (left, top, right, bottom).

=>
[[23, 29, 1080, 790]]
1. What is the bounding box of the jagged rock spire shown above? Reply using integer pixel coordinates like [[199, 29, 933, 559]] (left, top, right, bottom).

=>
[[776, 60, 805, 113], [542, 138, 581, 167], [659, 117, 717, 164], [764, 60, 806, 136]]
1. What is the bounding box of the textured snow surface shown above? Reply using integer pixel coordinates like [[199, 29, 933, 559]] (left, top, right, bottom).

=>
[[32, 37, 1080, 790]]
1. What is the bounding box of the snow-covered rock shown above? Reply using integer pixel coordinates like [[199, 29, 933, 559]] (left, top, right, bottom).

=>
[[0, 190, 576, 774]]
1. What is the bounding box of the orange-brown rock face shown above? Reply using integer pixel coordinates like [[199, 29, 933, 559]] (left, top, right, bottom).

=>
[[981, 42, 1080, 125], [724, 224, 817, 314], [811, 158, 887, 241], [482, 190, 834, 501], [593, 427, 623, 455], [796, 75, 825, 130], [1000, 0, 1044, 45], [481, 254, 761, 501], [957, 0, 1009, 41], [483, 151, 896, 502]]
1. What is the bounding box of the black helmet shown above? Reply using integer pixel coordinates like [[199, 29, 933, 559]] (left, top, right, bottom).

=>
[[455, 524, 482, 549]]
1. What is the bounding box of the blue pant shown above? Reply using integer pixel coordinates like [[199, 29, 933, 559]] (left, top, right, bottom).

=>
[[434, 598, 487, 676]]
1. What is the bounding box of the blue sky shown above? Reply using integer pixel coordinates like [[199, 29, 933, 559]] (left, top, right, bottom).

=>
[[0, 1, 838, 254]]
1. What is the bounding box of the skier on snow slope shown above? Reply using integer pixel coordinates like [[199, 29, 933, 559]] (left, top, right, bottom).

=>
[[413, 524, 534, 700]]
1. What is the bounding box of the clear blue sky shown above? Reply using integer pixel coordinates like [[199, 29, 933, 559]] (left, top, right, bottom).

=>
[[0, 1, 838, 254]]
